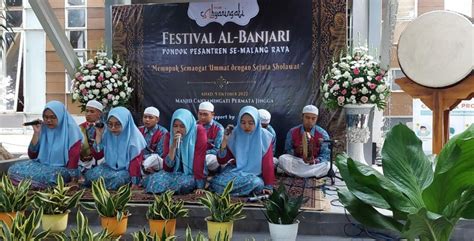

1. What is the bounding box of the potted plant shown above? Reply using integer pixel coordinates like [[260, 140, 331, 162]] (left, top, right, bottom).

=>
[[321, 45, 391, 164], [54, 210, 116, 241], [263, 184, 307, 241], [32, 174, 84, 232], [91, 177, 131, 238], [0, 208, 50, 240], [0, 175, 32, 229], [336, 124, 474, 241], [146, 190, 189, 236], [199, 181, 246, 241]]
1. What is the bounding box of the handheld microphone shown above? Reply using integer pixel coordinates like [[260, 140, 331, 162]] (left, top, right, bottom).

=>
[[225, 124, 234, 136], [23, 120, 42, 126], [247, 194, 269, 202], [176, 135, 181, 149]]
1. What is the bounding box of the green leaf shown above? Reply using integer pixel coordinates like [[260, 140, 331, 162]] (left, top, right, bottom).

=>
[[423, 125, 474, 218], [441, 188, 474, 221], [335, 154, 391, 209], [346, 157, 416, 214], [402, 208, 453, 241], [199, 180, 245, 222], [264, 183, 306, 224], [381, 124, 433, 209], [338, 188, 403, 232]]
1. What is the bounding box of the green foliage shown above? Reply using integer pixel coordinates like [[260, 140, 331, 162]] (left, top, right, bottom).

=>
[[62, 210, 116, 241], [32, 174, 84, 215], [146, 190, 189, 220], [263, 184, 307, 224], [184, 226, 208, 241], [91, 177, 131, 220], [211, 231, 230, 241], [0, 175, 32, 212], [131, 228, 176, 241], [0, 208, 50, 241], [336, 124, 474, 241], [198, 181, 246, 222]]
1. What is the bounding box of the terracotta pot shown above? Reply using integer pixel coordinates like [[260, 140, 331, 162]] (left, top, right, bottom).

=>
[[41, 213, 69, 233], [205, 217, 233, 241], [149, 218, 176, 236], [0, 211, 21, 229], [100, 215, 128, 237]]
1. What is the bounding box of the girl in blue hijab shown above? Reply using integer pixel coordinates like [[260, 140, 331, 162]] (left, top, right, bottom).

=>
[[210, 106, 275, 196], [84, 107, 146, 190], [8, 101, 83, 189], [143, 108, 208, 194]]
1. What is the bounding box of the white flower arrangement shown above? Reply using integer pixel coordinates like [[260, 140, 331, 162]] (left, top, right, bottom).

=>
[[71, 51, 133, 112], [321, 46, 390, 110]]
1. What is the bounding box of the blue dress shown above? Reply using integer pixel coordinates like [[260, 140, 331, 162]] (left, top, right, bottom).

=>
[[8, 101, 82, 189], [143, 109, 207, 194], [8, 160, 78, 189], [83, 107, 146, 190], [209, 164, 264, 196], [209, 106, 274, 196]]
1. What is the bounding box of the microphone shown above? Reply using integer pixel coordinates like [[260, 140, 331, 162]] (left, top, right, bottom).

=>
[[176, 135, 181, 149], [23, 120, 42, 126], [247, 194, 269, 202], [225, 124, 234, 136], [319, 138, 339, 144]]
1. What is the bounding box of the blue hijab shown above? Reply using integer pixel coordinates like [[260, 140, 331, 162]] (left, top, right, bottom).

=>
[[227, 106, 273, 175], [38, 101, 82, 167], [103, 107, 146, 170], [169, 109, 197, 175]]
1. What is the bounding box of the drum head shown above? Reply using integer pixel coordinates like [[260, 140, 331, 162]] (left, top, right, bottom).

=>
[[398, 11, 473, 88]]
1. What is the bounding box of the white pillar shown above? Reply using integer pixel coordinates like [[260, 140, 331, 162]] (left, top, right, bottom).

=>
[[352, 0, 369, 45], [23, 7, 46, 113], [352, 0, 385, 164]]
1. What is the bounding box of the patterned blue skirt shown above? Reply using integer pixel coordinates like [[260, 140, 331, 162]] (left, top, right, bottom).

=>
[[84, 164, 130, 190], [8, 160, 76, 189], [209, 165, 264, 196], [143, 171, 196, 194]]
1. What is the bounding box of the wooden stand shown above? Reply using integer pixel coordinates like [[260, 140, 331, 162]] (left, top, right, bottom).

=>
[[396, 73, 474, 154]]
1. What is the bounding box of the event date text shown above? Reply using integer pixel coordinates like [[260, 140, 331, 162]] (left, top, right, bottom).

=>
[[201, 91, 249, 97]]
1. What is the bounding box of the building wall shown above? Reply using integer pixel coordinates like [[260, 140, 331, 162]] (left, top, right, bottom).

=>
[[45, 0, 105, 115], [417, 0, 444, 15]]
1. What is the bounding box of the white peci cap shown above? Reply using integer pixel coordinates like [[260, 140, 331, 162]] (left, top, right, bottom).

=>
[[199, 101, 214, 112], [302, 105, 319, 115], [144, 106, 160, 118], [86, 100, 104, 112], [258, 109, 271, 124]]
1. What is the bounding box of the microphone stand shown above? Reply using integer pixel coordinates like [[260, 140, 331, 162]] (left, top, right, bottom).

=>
[[319, 139, 343, 185]]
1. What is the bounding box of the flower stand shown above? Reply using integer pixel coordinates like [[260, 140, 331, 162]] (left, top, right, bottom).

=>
[[344, 104, 374, 165]]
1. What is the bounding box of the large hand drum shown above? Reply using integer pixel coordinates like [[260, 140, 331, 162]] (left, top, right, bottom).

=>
[[398, 11, 473, 88]]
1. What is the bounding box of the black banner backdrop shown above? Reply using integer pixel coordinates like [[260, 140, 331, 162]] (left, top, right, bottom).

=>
[[112, 0, 329, 154]]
